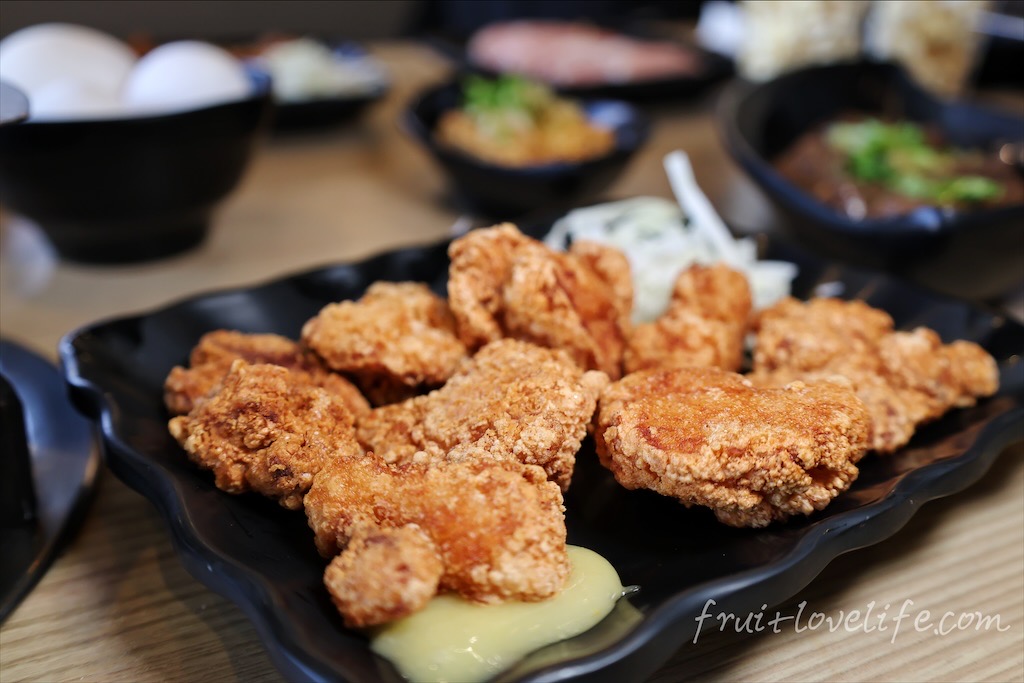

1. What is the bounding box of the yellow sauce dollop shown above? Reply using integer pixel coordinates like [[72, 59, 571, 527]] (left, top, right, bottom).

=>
[[370, 545, 625, 683]]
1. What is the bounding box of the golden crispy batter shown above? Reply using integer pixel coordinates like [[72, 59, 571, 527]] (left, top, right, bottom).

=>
[[752, 298, 999, 453], [324, 524, 443, 628], [163, 329, 369, 416], [447, 224, 632, 379], [305, 456, 569, 605], [753, 297, 893, 373], [301, 282, 468, 405], [355, 339, 607, 490], [625, 264, 752, 373], [595, 367, 870, 527], [446, 223, 534, 349], [169, 361, 363, 510]]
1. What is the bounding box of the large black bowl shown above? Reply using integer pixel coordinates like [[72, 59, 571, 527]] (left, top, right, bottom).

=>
[[0, 71, 273, 264], [719, 61, 1024, 301], [60, 231, 1023, 683], [403, 81, 649, 218]]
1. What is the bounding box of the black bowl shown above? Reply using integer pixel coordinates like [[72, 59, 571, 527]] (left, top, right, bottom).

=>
[[403, 80, 649, 218], [719, 60, 1024, 301], [272, 85, 388, 131], [0, 70, 273, 264]]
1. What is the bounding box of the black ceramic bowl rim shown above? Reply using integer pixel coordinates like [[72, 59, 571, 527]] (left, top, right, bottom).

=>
[[402, 80, 650, 176], [12, 64, 273, 129], [717, 60, 1024, 241]]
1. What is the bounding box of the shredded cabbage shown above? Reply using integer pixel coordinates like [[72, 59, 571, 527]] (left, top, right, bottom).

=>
[[545, 197, 797, 323]]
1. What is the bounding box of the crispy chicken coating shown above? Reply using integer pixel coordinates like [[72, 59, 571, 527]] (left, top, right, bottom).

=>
[[163, 329, 369, 417], [753, 297, 894, 373], [169, 361, 364, 510], [301, 282, 468, 405], [324, 524, 443, 628], [624, 264, 752, 374], [447, 224, 632, 379], [752, 298, 999, 452], [356, 339, 607, 490], [305, 456, 569, 608], [595, 367, 870, 527]]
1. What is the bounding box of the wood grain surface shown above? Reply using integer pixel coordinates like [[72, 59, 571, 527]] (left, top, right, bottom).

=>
[[1, 42, 1022, 683]]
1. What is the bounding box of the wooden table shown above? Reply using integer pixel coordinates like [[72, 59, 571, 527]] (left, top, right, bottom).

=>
[[1, 43, 1022, 683]]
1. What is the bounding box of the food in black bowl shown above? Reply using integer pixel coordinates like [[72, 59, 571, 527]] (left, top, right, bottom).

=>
[[234, 37, 389, 130], [0, 68, 272, 264], [431, 19, 732, 101], [404, 76, 649, 217], [719, 60, 1024, 300]]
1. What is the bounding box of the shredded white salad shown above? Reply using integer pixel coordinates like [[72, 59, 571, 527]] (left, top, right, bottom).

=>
[[545, 189, 797, 323]]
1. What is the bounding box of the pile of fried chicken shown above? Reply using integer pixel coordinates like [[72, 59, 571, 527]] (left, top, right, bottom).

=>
[[164, 223, 999, 627]]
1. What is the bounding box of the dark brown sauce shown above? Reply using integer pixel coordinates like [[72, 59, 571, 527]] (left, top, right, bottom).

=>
[[773, 116, 1024, 220]]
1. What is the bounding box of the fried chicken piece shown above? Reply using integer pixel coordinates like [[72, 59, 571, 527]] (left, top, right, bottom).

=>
[[751, 298, 999, 453], [305, 456, 569, 610], [595, 367, 870, 527], [447, 224, 632, 379], [164, 329, 369, 416], [301, 282, 469, 405], [753, 297, 893, 373], [356, 339, 607, 490], [169, 361, 364, 510], [624, 264, 752, 374], [324, 524, 443, 628]]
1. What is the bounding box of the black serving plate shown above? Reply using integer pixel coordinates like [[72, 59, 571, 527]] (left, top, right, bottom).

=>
[[403, 81, 649, 218], [60, 234, 1024, 683], [718, 60, 1024, 301], [1, 340, 101, 622]]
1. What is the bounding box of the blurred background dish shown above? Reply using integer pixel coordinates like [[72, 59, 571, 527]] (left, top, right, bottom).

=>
[[719, 60, 1024, 301], [403, 77, 649, 217], [0, 81, 29, 125], [229, 36, 390, 130], [0, 339, 100, 623], [429, 19, 732, 101], [0, 67, 272, 263]]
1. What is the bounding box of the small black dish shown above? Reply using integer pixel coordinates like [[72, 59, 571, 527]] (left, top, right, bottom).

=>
[[424, 28, 732, 102], [1, 340, 100, 622], [60, 231, 1023, 683], [718, 60, 1024, 301], [403, 80, 649, 218], [272, 85, 388, 130], [257, 42, 390, 131], [0, 70, 273, 264]]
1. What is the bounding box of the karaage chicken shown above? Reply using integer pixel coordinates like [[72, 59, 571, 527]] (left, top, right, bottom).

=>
[[595, 367, 870, 527], [356, 339, 607, 490], [447, 224, 632, 379], [624, 263, 752, 373], [302, 282, 468, 405], [169, 361, 363, 510], [164, 329, 369, 417], [751, 298, 999, 452], [324, 524, 443, 627], [305, 455, 569, 621]]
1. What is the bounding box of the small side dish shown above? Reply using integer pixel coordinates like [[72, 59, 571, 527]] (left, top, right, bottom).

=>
[[467, 20, 701, 87], [774, 116, 1024, 220], [435, 76, 615, 167]]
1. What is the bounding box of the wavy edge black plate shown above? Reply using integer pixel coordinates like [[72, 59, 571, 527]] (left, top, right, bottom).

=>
[[1, 340, 101, 622], [59, 234, 1024, 683]]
